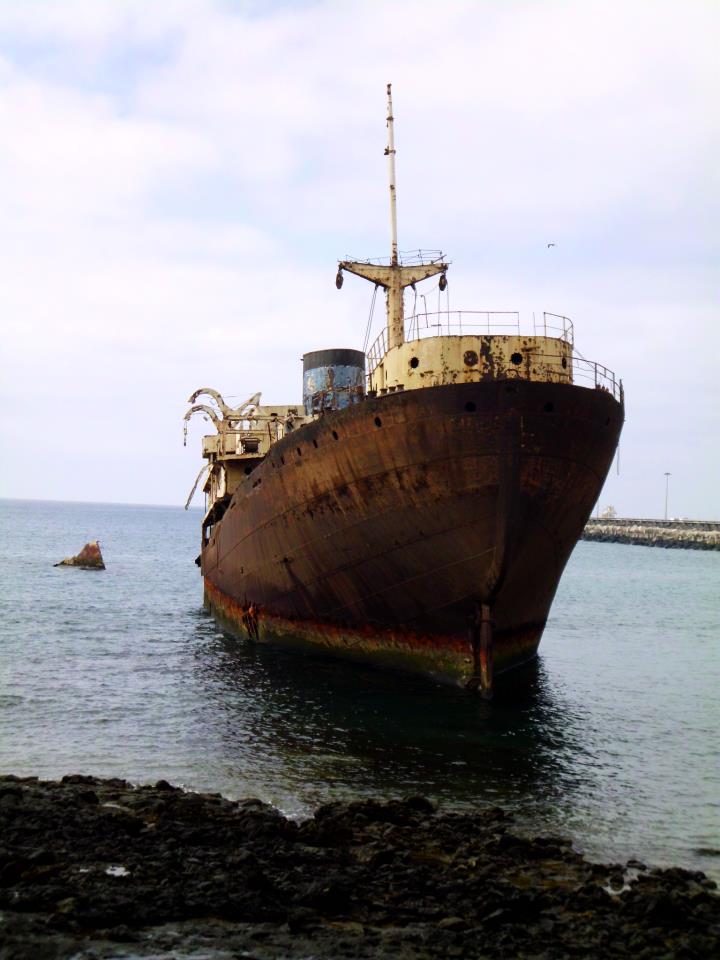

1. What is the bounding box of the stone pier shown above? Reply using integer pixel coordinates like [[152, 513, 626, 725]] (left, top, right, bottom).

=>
[[583, 518, 720, 551]]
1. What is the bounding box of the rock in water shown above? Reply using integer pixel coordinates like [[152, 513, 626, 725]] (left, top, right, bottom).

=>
[[54, 540, 105, 570]]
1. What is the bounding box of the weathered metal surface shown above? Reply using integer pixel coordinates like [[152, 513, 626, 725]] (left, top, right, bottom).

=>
[[204, 578, 540, 687], [363, 313, 621, 401], [200, 378, 624, 686], [478, 604, 493, 698], [183, 389, 305, 510], [302, 348, 365, 416], [370, 333, 572, 393], [187, 388, 261, 419], [339, 259, 447, 350]]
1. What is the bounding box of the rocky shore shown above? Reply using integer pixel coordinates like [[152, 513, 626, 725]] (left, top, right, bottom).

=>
[[1, 776, 718, 959], [583, 518, 720, 550]]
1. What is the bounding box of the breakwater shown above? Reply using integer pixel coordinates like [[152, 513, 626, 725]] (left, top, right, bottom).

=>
[[583, 517, 720, 550]]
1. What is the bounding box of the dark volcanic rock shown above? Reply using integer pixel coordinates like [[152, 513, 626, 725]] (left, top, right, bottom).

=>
[[0, 775, 717, 959]]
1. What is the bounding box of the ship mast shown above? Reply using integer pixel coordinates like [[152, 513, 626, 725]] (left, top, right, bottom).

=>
[[387, 82, 399, 268], [337, 83, 448, 351]]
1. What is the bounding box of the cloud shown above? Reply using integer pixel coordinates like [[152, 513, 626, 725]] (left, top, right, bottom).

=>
[[0, 0, 717, 516]]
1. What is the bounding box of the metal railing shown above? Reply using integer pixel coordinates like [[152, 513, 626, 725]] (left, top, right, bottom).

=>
[[343, 249, 445, 267], [201, 418, 298, 457], [404, 310, 574, 344], [366, 341, 622, 403], [404, 310, 520, 340], [538, 312, 574, 343], [366, 328, 389, 375], [367, 311, 576, 376], [563, 356, 623, 402]]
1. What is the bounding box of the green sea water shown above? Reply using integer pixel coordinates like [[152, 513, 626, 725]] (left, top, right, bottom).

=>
[[0, 498, 718, 879]]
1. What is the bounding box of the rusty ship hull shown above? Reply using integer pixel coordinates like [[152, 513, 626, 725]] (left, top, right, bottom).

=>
[[201, 378, 623, 687]]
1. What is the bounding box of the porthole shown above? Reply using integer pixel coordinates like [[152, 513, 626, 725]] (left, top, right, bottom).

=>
[[561, 357, 568, 369], [374, 416, 382, 428], [332, 430, 339, 440], [409, 356, 419, 369], [312, 438, 318, 448], [511, 352, 523, 366], [464, 350, 478, 367], [297, 447, 302, 457], [465, 401, 476, 412]]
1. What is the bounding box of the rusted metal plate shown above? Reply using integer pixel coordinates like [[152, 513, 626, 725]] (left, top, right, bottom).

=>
[[204, 578, 541, 687], [302, 349, 366, 416]]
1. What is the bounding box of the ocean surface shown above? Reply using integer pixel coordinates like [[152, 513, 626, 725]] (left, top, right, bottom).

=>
[[1, 498, 718, 880]]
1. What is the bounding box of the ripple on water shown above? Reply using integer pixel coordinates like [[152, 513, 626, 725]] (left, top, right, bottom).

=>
[[0, 500, 718, 879], [0, 695, 24, 709]]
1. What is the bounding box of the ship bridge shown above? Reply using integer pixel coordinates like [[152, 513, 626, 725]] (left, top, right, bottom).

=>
[[364, 310, 621, 401]]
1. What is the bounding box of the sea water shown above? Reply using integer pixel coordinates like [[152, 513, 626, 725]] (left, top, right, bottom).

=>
[[0, 498, 718, 879]]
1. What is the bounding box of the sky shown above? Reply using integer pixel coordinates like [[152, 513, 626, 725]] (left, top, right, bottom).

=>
[[0, 0, 717, 518]]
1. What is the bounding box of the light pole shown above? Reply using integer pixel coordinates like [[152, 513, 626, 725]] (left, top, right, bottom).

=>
[[664, 472, 671, 521]]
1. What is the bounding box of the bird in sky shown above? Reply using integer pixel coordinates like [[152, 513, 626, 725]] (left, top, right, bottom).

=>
[[547, 243, 556, 248]]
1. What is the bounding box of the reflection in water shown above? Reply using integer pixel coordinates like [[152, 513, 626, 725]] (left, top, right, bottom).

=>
[[191, 617, 589, 831]]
